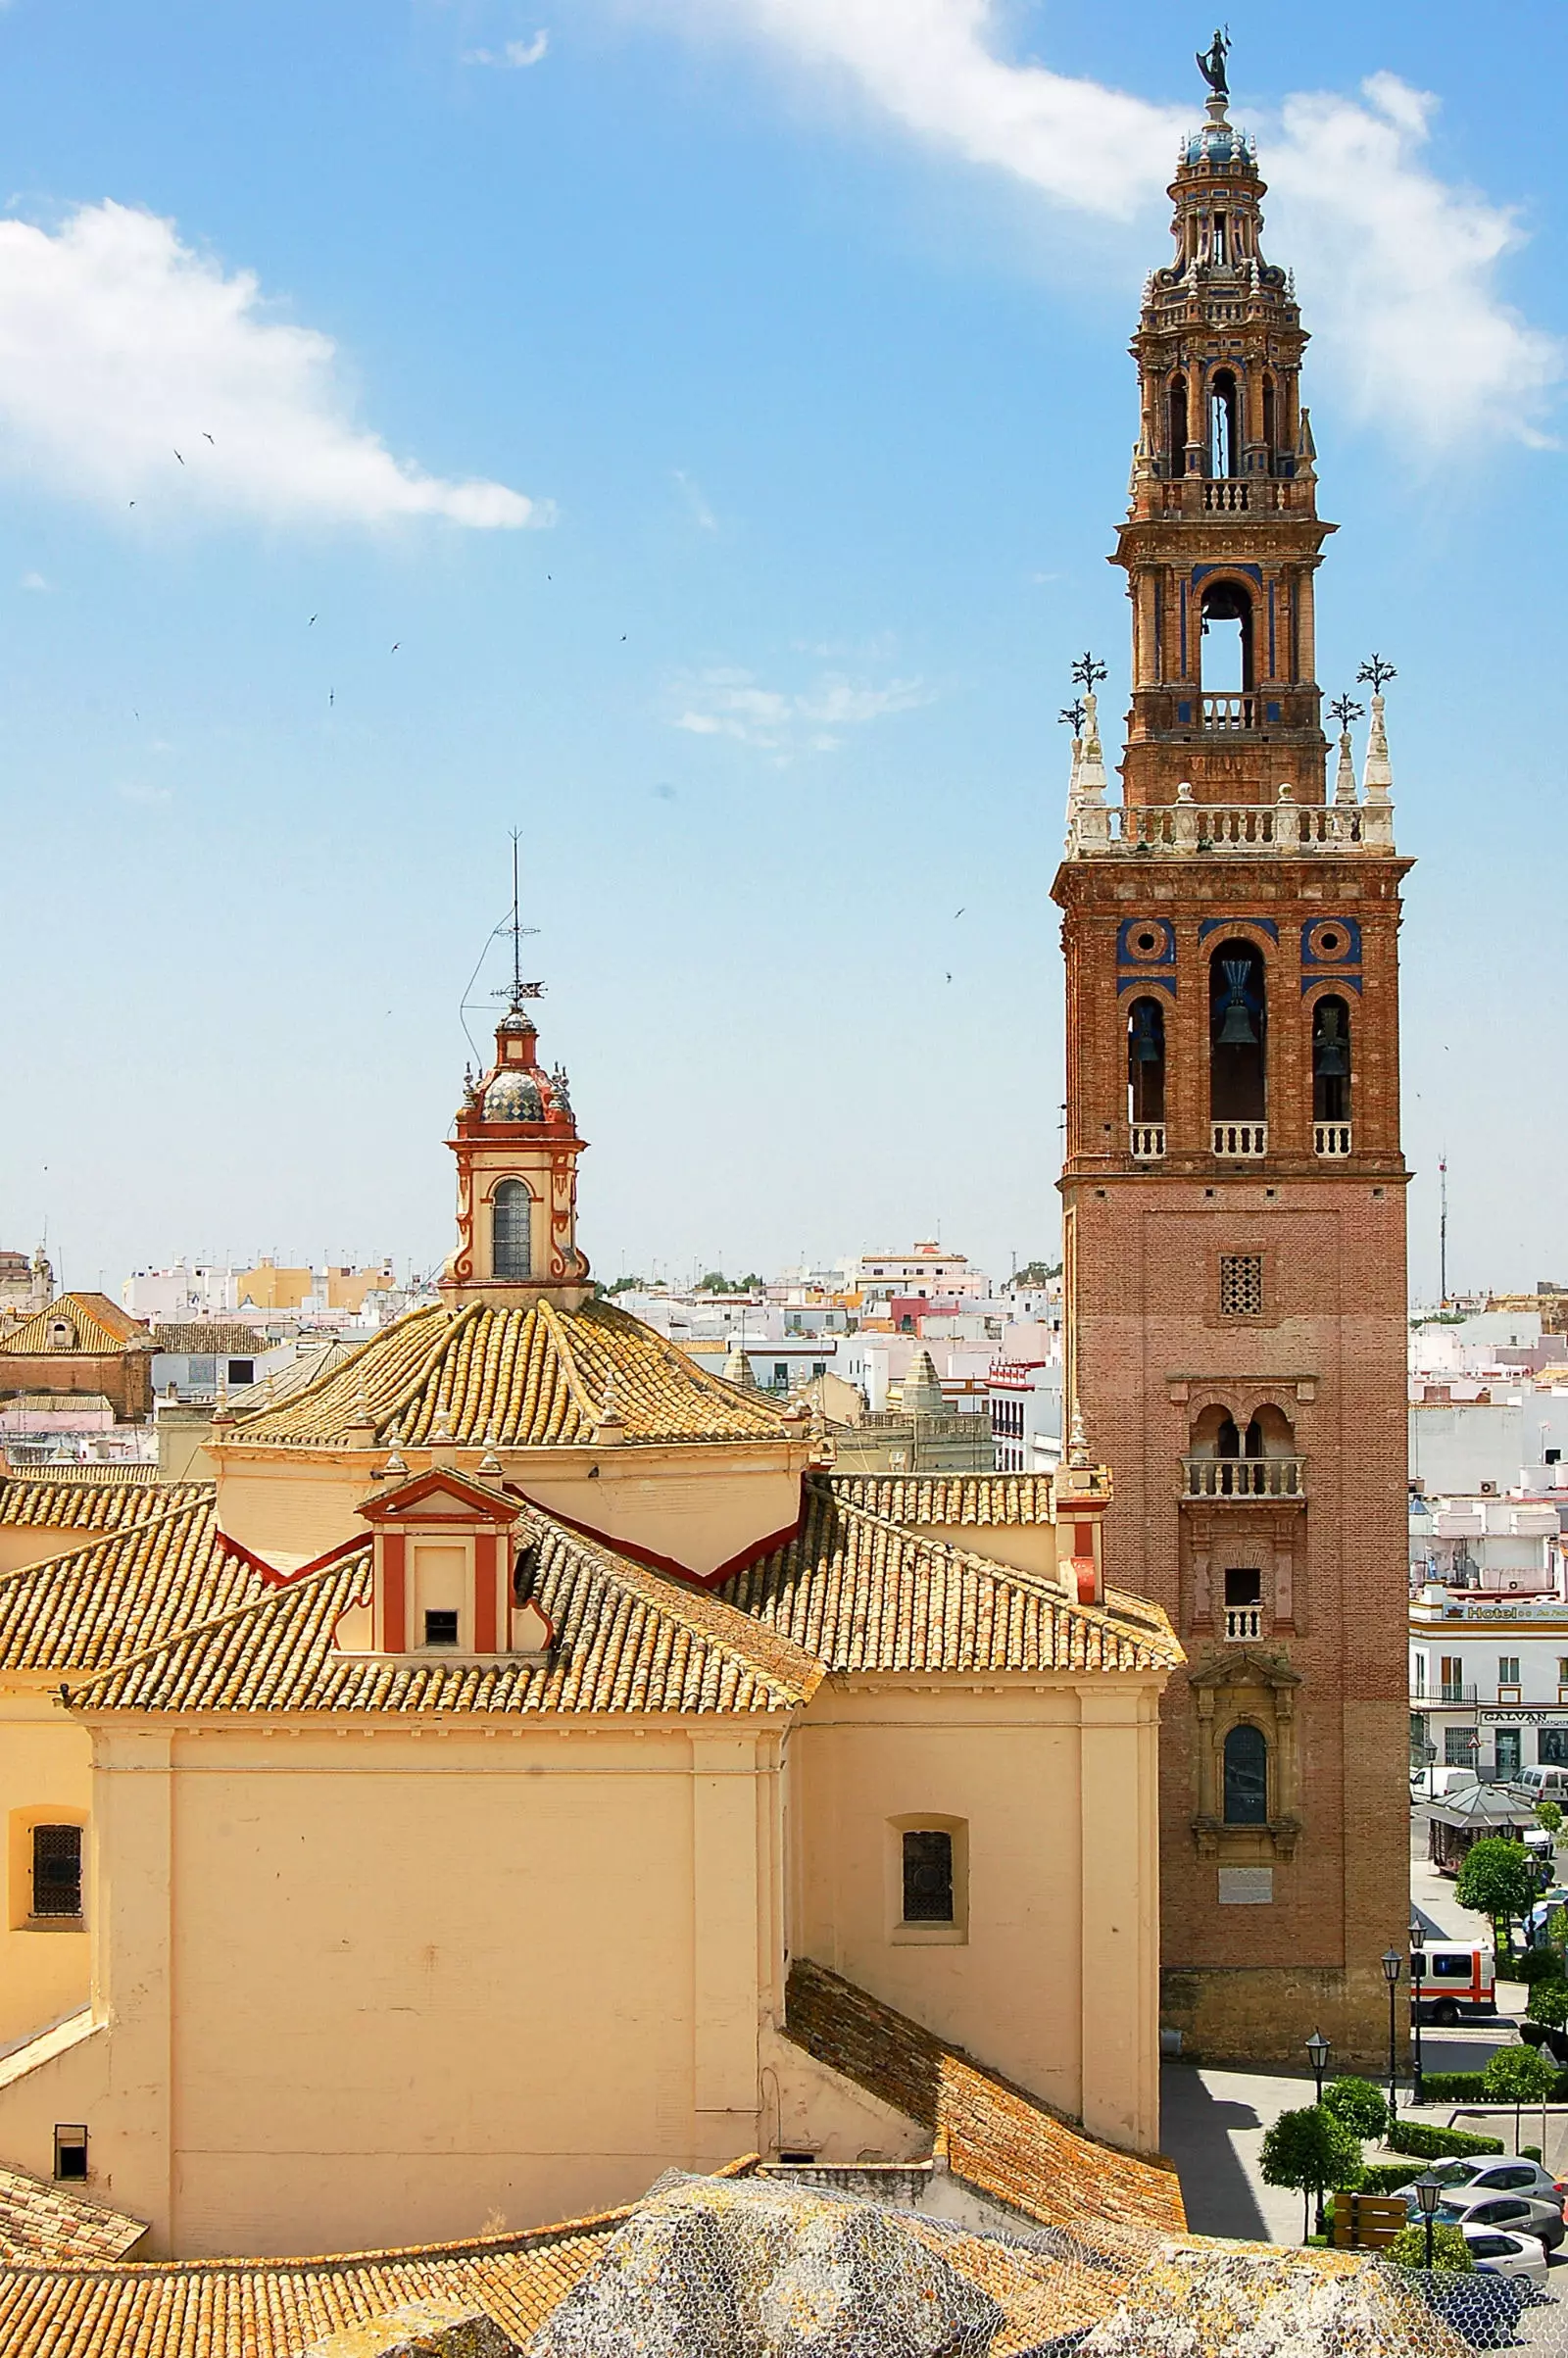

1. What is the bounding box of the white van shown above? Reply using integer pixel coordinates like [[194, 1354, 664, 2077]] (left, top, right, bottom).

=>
[[1414, 1943, 1497, 2025], [1412, 1765, 1480, 1800], [1520, 1766, 1568, 1801]]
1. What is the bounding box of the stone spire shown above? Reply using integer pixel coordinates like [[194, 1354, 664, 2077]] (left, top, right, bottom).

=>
[[1070, 694, 1110, 849], [1333, 728, 1358, 807], [900, 1351, 945, 1418], [721, 1337, 758, 1391], [1363, 693, 1393, 805]]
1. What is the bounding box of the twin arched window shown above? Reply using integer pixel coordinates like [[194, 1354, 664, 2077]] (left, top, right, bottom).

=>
[[492, 1179, 533, 1281]]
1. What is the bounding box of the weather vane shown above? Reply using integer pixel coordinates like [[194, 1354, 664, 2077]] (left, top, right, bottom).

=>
[[1356, 655, 1396, 695], [493, 829, 545, 1008], [1328, 693, 1365, 732], [1070, 652, 1107, 697], [1058, 700, 1088, 738]]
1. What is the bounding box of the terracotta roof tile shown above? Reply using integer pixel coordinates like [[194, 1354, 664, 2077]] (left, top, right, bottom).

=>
[[721, 1481, 1180, 1677], [782, 1960, 1185, 2247], [149, 1326, 270, 1357], [0, 2167, 146, 2266], [0, 1496, 265, 1673], [65, 1506, 825, 1719], [830, 1472, 1054, 1527], [233, 1300, 790, 1451], [0, 1296, 151, 1356], [0, 1476, 207, 1536]]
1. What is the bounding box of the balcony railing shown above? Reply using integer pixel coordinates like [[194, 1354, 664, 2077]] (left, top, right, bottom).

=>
[[1130, 1124, 1166, 1160], [1314, 1122, 1352, 1157], [1203, 480, 1251, 514], [1183, 1456, 1305, 1500], [1201, 694, 1255, 730], [1412, 1684, 1479, 1707], [1081, 801, 1394, 859], [1224, 1605, 1262, 1641], [1212, 1120, 1267, 1158]]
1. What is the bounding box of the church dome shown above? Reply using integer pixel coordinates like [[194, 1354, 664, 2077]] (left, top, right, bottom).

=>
[[483, 1068, 546, 1123], [1184, 121, 1250, 167]]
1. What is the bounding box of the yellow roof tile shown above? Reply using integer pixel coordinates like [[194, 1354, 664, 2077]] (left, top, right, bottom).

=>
[[232, 1299, 790, 1450], [0, 1476, 208, 1537], [0, 2166, 146, 2266], [0, 1496, 266, 1673], [830, 1472, 1054, 1527]]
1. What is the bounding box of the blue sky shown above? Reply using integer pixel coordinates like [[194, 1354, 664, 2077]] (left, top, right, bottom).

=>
[[0, 0, 1563, 1302]]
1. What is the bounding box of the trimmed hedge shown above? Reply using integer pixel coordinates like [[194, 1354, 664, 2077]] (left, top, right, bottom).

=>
[[1420, 2060, 1568, 2101], [1387, 2120, 1504, 2159], [1345, 2162, 1425, 2195]]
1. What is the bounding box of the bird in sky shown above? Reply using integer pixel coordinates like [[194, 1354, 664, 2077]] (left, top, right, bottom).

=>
[[309, 614, 318, 626], [172, 449, 184, 466], [391, 642, 400, 653], [946, 971, 953, 983], [202, 432, 215, 445], [620, 634, 627, 642], [328, 690, 334, 708], [954, 908, 965, 918], [127, 501, 135, 509]]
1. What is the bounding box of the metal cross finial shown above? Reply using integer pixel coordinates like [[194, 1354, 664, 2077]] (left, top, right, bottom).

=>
[[492, 828, 545, 1007], [1329, 693, 1365, 732], [1058, 700, 1088, 738], [1357, 654, 1397, 695], [1071, 652, 1108, 696]]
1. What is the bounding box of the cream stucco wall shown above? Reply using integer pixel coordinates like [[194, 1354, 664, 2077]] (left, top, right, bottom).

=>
[[787, 1674, 1162, 2155], [0, 1717, 787, 2258], [0, 1683, 92, 2052]]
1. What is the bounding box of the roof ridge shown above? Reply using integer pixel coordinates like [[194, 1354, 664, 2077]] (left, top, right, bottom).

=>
[[589, 1297, 789, 1427], [0, 1491, 213, 1597], [533, 1298, 604, 1426], [60, 1545, 370, 1709]]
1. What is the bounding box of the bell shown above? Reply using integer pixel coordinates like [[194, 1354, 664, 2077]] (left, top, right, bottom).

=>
[[1216, 958, 1257, 1045], [1314, 1007, 1348, 1077], [1131, 1006, 1162, 1064]]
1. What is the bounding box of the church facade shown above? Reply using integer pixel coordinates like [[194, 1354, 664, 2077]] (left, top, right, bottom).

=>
[[1053, 74, 1410, 2060]]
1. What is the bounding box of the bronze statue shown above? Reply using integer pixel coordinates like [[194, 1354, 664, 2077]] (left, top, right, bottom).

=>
[[1197, 28, 1230, 97]]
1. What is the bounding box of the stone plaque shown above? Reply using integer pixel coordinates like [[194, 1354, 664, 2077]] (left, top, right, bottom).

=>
[[1218, 1866, 1274, 1906]]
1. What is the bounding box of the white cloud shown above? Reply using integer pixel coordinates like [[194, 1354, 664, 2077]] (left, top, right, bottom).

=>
[[640, 1, 1560, 451], [672, 467, 718, 530], [0, 201, 544, 527], [464, 31, 549, 68], [673, 663, 929, 753], [19, 569, 47, 589]]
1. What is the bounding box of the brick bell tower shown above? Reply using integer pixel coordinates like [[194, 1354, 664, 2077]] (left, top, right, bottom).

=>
[[1052, 42, 1412, 2064]]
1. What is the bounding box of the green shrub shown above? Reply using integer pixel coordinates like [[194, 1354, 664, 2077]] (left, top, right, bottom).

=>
[[1413, 2072, 1488, 2102], [1524, 2143, 1544, 2162], [1386, 2120, 1503, 2160], [1322, 2077, 1388, 2139], [1384, 2222, 1474, 2273], [1506, 1946, 1564, 1986], [1333, 2162, 1419, 2196], [1527, 1980, 1568, 2027]]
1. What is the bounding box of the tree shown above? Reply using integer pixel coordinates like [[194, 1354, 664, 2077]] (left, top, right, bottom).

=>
[[1539, 1798, 1563, 1839], [1012, 1261, 1061, 1289], [1482, 2043, 1558, 2153], [1322, 2076, 1388, 2141], [1455, 1837, 1540, 1955], [1259, 2105, 1364, 2243], [1384, 2222, 1473, 2273], [1526, 1981, 1568, 2031]]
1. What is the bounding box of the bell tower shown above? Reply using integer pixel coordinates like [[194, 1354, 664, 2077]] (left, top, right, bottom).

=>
[[1052, 40, 1412, 2064]]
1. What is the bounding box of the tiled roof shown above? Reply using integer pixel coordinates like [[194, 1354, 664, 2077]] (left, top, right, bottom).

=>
[[230, 1339, 361, 1414], [782, 1960, 1186, 2247], [0, 1475, 207, 1536], [0, 1495, 266, 1673], [0, 1296, 151, 1356], [0, 2166, 146, 2265], [232, 1299, 791, 1450], [150, 1325, 269, 1356], [0, 2205, 626, 2357], [65, 1504, 825, 1718], [720, 1481, 1180, 1677], [830, 1472, 1054, 1526]]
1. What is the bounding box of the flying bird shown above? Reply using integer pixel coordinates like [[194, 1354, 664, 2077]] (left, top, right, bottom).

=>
[[309, 614, 318, 626], [620, 634, 627, 642], [391, 642, 400, 653], [946, 971, 953, 983], [202, 432, 215, 445], [172, 450, 184, 466], [954, 908, 965, 918], [328, 690, 334, 708]]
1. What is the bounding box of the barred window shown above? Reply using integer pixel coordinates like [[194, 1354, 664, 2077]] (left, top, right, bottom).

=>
[[902, 1830, 954, 1924], [31, 1824, 82, 1920], [1219, 1254, 1263, 1316]]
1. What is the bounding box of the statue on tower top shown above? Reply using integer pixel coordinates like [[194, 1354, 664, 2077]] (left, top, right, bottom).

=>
[[1197, 27, 1231, 98]]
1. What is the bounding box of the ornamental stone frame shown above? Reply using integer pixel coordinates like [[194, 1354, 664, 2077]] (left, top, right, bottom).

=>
[[1190, 1646, 1302, 1862]]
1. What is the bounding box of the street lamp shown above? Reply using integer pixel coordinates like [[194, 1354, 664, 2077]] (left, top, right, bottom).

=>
[[1382, 1947, 1403, 2122], [1414, 2167, 1444, 2271], [1409, 1926, 1427, 2108], [1305, 2030, 1333, 2236]]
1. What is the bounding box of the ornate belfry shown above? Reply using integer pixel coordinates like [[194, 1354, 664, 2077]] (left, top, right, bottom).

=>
[[1052, 37, 1413, 2063]]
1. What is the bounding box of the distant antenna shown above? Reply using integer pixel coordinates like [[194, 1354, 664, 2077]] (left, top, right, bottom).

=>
[[1440, 1154, 1448, 1307]]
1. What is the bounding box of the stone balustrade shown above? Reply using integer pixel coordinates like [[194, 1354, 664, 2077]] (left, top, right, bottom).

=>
[[1183, 1456, 1306, 1501]]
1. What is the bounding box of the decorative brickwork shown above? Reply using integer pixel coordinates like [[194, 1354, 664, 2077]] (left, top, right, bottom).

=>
[[1052, 83, 1411, 2062]]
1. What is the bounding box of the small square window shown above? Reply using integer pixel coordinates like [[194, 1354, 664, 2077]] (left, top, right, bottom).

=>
[[1219, 1254, 1263, 1316], [31, 1825, 82, 1921], [54, 2125, 87, 2182], [1224, 1568, 1262, 1607], [423, 1610, 460, 1646], [902, 1830, 954, 1924]]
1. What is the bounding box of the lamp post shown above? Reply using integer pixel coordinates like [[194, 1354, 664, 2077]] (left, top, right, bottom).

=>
[[1409, 1926, 1426, 2108], [1414, 2167, 1444, 2271], [1382, 1947, 1403, 2123], [1305, 2030, 1333, 2236]]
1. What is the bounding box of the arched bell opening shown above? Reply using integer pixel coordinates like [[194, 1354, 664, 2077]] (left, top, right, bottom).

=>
[[1209, 940, 1266, 1122], [1312, 994, 1351, 1123], [1126, 998, 1166, 1125], [1208, 368, 1241, 479], [1167, 372, 1189, 475], [1199, 579, 1253, 694]]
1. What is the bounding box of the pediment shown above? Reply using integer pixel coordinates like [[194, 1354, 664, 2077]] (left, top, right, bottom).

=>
[[357, 1467, 519, 1527], [1187, 1645, 1300, 1693]]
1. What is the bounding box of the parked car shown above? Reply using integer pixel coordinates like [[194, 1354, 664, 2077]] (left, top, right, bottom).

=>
[[1429, 2189, 1565, 2252], [1461, 2224, 1550, 2288], [1412, 1765, 1480, 1800], [1411, 1941, 1498, 2024], [1396, 2158, 1567, 2209]]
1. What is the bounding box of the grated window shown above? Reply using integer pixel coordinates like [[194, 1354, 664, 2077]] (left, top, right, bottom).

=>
[[901, 1830, 954, 1923], [1219, 1254, 1263, 1316], [423, 1610, 460, 1647], [31, 1825, 82, 1920]]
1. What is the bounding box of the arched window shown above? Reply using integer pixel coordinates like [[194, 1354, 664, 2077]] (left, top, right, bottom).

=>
[[1126, 999, 1166, 1125], [1312, 996, 1351, 1123], [1199, 580, 1252, 693], [1209, 941, 1266, 1121], [1167, 374, 1188, 474], [1223, 1724, 1269, 1825], [1208, 368, 1241, 478], [1261, 373, 1277, 465], [491, 1179, 533, 1281]]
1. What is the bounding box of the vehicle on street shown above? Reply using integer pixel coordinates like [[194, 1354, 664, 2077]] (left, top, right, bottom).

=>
[[1411, 1941, 1498, 2024], [1520, 1766, 1568, 1802], [1395, 2158, 1567, 2210], [1412, 1765, 1480, 1800], [1461, 2225, 1549, 2288], [1427, 2188, 1565, 2251]]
